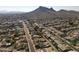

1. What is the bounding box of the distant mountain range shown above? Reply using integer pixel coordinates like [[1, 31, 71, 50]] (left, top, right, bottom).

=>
[[24, 6, 79, 19], [0, 6, 79, 21], [0, 11, 25, 14]]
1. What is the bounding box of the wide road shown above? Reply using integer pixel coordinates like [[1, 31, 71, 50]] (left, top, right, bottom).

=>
[[22, 21, 35, 52]]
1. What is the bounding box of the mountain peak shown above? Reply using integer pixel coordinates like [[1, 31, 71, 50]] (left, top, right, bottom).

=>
[[33, 6, 55, 13], [50, 7, 55, 11], [38, 6, 48, 9], [37, 6, 50, 12]]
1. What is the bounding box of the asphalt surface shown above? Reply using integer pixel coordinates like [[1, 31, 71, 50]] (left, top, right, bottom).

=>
[[22, 21, 35, 52]]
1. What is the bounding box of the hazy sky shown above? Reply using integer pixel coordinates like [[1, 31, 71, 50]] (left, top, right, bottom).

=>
[[0, 6, 79, 12]]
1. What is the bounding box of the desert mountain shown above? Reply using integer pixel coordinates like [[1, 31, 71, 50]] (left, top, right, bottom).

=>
[[0, 6, 79, 22], [25, 6, 57, 19], [31, 6, 55, 13], [25, 6, 79, 20]]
